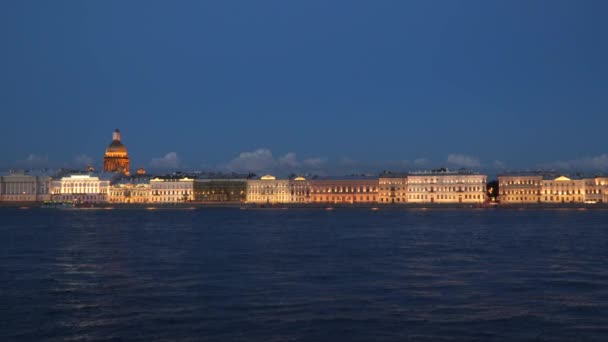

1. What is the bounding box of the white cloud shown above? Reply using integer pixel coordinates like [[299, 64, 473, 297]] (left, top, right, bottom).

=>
[[414, 158, 430, 167], [150, 152, 180, 169], [224, 148, 326, 174], [540, 154, 608, 171], [15, 154, 49, 168], [447, 154, 481, 168], [278, 152, 298, 168], [302, 158, 327, 168], [493, 160, 507, 170], [74, 154, 93, 167], [226, 148, 275, 173]]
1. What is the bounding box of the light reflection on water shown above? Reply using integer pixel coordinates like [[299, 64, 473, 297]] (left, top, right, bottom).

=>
[[1, 208, 608, 341]]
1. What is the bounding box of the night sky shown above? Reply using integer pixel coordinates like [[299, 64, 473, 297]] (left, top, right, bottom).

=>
[[1, 1, 607, 175]]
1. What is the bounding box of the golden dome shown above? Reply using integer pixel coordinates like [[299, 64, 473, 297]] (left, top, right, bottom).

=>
[[105, 129, 128, 156], [106, 140, 127, 154]]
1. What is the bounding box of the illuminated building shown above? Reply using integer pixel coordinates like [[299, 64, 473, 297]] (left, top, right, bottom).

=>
[[50, 174, 110, 203], [500, 174, 608, 204], [309, 179, 378, 204], [289, 176, 310, 203], [0, 172, 51, 202], [406, 170, 486, 203], [109, 176, 152, 203], [150, 176, 194, 203], [584, 177, 606, 203], [600, 177, 608, 203], [194, 179, 247, 202], [498, 174, 544, 203], [378, 176, 408, 203], [103, 129, 130, 175], [246, 175, 290, 203], [541, 175, 586, 203]]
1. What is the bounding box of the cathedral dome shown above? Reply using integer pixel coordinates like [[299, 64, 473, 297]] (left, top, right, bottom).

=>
[[103, 129, 130, 174], [106, 140, 127, 154], [106, 140, 127, 153], [105, 129, 128, 155]]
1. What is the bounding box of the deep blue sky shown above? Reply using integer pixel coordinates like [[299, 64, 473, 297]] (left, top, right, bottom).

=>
[[1, 1, 607, 174]]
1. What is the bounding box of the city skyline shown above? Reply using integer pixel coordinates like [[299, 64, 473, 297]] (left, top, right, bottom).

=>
[[3, 127, 608, 177], [2, 1, 608, 174]]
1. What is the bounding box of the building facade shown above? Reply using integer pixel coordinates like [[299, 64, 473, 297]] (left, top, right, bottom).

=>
[[289, 177, 310, 203], [108, 176, 152, 204], [103, 129, 130, 174], [109, 183, 152, 203], [194, 179, 247, 202], [498, 174, 543, 203], [150, 177, 194, 203], [309, 179, 378, 204], [406, 171, 486, 204], [541, 176, 586, 203], [51, 174, 110, 203], [499, 174, 608, 204], [246, 175, 290, 203], [0, 172, 51, 202], [378, 177, 408, 204]]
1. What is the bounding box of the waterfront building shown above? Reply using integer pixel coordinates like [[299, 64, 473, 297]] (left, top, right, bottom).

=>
[[103, 129, 130, 175], [0, 172, 51, 202], [309, 179, 378, 204], [378, 176, 408, 203], [50, 174, 110, 203], [150, 176, 194, 203], [499, 173, 608, 204], [583, 177, 606, 203], [246, 175, 290, 203], [109, 176, 152, 203], [406, 170, 486, 203], [541, 175, 586, 203], [498, 174, 544, 203], [194, 179, 247, 203], [289, 176, 310, 203], [600, 177, 608, 203]]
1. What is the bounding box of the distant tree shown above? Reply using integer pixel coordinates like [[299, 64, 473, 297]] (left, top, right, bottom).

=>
[[487, 180, 499, 201], [246, 172, 257, 179]]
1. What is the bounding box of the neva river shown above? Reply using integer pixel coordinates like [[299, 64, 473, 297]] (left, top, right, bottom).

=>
[[2, 208, 608, 341]]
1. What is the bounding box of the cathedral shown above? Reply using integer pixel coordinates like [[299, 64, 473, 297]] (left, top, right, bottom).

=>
[[103, 129, 130, 175]]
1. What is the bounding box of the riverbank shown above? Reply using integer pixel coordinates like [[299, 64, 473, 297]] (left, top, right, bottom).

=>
[[3, 202, 608, 210]]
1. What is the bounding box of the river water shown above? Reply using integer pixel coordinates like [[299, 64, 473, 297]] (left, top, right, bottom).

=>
[[2, 208, 608, 341]]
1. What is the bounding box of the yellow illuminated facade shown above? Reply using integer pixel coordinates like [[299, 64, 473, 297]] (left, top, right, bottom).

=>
[[498, 175, 543, 203], [246, 175, 290, 203], [109, 183, 152, 203], [309, 179, 378, 204], [541, 176, 585, 203], [500, 174, 608, 204], [407, 171, 486, 203], [290, 177, 310, 203], [150, 177, 194, 203], [378, 177, 408, 203]]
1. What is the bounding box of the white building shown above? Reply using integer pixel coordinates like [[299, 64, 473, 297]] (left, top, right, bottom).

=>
[[407, 170, 487, 204], [50, 174, 110, 203], [246, 175, 290, 203], [150, 177, 194, 203], [289, 176, 310, 203], [0, 172, 51, 202]]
